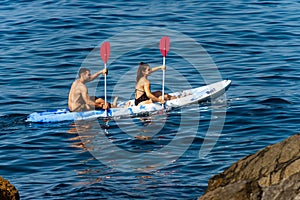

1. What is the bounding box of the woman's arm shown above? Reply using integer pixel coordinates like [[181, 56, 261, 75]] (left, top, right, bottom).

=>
[[151, 65, 166, 73], [144, 81, 165, 104]]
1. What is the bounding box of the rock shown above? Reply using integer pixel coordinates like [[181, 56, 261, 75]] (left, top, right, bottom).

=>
[[199, 133, 300, 200], [198, 180, 261, 200], [0, 176, 19, 200], [262, 172, 300, 200]]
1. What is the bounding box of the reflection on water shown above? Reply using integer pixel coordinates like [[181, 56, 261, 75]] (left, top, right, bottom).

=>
[[65, 110, 186, 173], [62, 101, 201, 173], [67, 122, 95, 149], [67, 113, 170, 148], [66, 118, 167, 186]]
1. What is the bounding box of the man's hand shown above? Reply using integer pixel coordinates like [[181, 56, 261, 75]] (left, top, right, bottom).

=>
[[102, 68, 108, 75], [161, 65, 166, 71], [158, 96, 165, 104]]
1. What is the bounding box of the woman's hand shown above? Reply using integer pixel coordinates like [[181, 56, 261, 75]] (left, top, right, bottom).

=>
[[151, 65, 166, 73], [102, 103, 109, 110]]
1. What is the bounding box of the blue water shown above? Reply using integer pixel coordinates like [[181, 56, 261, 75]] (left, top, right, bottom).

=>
[[1, 0, 300, 199]]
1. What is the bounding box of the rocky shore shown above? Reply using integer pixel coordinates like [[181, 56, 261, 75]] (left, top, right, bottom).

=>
[[199, 133, 300, 200], [0, 176, 19, 200]]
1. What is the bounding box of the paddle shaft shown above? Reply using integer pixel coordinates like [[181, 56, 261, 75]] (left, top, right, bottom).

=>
[[100, 41, 110, 115], [159, 36, 170, 103], [104, 63, 107, 107], [162, 56, 166, 101]]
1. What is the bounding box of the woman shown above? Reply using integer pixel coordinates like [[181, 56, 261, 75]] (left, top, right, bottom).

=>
[[135, 62, 174, 106]]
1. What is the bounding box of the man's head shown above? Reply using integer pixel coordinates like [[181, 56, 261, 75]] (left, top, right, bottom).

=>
[[78, 68, 91, 79]]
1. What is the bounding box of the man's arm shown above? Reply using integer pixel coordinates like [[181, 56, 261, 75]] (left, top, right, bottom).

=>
[[80, 86, 95, 107], [88, 68, 107, 82]]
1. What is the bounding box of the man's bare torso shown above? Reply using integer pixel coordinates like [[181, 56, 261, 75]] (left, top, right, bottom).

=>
[[68, 80, 88, 111]]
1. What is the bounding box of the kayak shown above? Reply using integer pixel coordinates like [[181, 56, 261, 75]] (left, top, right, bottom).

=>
[[26, 80, 231, 123]]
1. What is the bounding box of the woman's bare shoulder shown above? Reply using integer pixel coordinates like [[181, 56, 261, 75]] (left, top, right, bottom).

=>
[[140, 77, 150, 83]]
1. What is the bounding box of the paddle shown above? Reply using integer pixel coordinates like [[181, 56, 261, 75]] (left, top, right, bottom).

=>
[[100, 41, 110, 112], [159, 36, 170, 102]]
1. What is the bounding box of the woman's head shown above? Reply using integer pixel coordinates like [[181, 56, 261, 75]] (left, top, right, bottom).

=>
[[136, 62, 150, 82]]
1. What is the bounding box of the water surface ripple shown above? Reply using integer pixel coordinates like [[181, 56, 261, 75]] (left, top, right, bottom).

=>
[[1, 0, 300, 199]]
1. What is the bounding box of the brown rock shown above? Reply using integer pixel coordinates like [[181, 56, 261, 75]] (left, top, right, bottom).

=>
[[199, 133, 300, 200], [0, 176, 19, 200], [198, 180, 261, 200], [262, 171, 300, 200]]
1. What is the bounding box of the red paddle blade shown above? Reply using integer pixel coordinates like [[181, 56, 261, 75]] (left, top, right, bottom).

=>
[[159, 36, 170, 57], [100, 41, 110, 64]]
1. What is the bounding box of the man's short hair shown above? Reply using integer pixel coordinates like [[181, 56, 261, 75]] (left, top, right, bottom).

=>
[[78, 68, 90, 78]]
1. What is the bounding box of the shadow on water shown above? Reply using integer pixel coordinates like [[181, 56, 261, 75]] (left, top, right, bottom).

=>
[[258, 97, 292, 107]]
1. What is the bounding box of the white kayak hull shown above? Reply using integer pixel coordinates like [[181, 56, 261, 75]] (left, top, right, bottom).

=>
[[26, 80, 231, 123]]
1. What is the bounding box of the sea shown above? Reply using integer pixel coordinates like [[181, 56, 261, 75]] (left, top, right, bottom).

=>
[[1, 0, 300, 199]]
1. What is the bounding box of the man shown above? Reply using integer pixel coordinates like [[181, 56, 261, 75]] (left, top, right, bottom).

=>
[[68, 67, 113, 112]]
